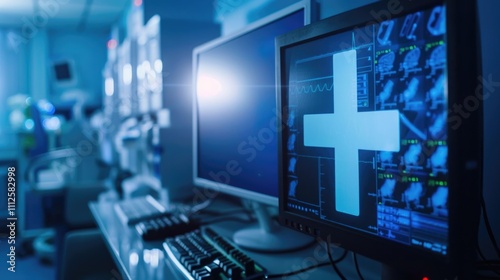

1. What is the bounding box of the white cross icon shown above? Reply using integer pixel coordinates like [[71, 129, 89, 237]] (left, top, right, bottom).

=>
[[303, 50, 400, 216]]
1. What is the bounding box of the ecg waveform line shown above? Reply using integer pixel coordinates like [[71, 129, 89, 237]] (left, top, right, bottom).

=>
[[291, 82, 333, 94]]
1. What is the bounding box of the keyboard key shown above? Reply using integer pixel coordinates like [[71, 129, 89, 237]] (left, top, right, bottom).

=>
[[163, 228, 266, 280], [227, 265, 242, 278], [136, 214, 200, 241]]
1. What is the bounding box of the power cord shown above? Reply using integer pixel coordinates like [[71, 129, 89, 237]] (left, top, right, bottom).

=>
[[265, 246, 348, 278], [327, 239, 347, 280], [474, 176, 499, 277], [352, 252, 365, 280], [200, 212, 255, 225], [481, 194, 500, 259], [265, 262, 331, 278], [188, 198, 214, 214], [192, 208, 253, 219], [477, 260, 500, 275]]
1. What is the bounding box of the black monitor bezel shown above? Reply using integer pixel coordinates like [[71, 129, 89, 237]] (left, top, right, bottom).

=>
[[276, 0, 482, 278]]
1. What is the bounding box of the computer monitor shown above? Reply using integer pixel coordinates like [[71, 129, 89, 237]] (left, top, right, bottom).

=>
[[277, 0, 482, 278], [193, 0, 316, 252], [52, 59, 78, 88]]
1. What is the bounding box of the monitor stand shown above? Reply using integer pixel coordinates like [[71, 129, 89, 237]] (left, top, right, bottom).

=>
[[232, 201, 314, 252]]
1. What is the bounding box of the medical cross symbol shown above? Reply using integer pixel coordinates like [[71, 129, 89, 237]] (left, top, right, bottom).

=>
[[303, 50, 400, 216]]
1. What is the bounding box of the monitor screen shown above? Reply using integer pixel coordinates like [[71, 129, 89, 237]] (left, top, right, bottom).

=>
[[278, 0, 482, 277], [53, 59, 78, 88], [54, 62, 72, 81], [284, 1, 448, 254], [193, 1, 312, 206]]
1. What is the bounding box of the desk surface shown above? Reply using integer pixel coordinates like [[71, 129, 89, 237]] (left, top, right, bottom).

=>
[[90, 198, 382, 280]]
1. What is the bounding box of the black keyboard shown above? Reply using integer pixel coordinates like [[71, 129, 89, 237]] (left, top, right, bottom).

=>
[[163, 228, 266, 280], [135, 213, 200, 241], [113, 195, 168, 225]]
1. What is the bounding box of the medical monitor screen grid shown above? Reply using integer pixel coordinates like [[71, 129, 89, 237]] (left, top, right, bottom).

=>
[[282, 4, 448, 256]]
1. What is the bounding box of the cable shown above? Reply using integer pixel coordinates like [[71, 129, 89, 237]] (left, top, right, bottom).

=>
[[265, 247, 348, 278], [477, 260, 500, 277], [334, 248, 349, 263], [190, 208, 224, 216], [192, 208, 252, 218], [481, 194, 500, 259], [200, 215, 254, 225], [327, 239, 347, 280], [477, 261, 500, 269], [352, 252, 365, 280], [188, 198, 214, 214], [265, 262, 331, 278], [477, 238, 500, 277]]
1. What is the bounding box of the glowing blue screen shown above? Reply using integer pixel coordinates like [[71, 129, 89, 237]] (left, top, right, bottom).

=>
[[196, 10, 305, 198]]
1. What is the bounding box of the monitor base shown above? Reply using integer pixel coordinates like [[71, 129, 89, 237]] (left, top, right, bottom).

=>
[[233, 226, 314, 253], [232, 201, 314, 252]]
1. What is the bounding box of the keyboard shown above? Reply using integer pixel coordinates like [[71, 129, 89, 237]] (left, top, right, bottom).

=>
[[113, 195, 168, 225], [135, 213, 200, 241], [163, 228, 266, 280]]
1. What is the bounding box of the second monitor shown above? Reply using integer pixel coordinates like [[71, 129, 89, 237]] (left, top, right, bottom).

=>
[[192, 0, 316, 252]]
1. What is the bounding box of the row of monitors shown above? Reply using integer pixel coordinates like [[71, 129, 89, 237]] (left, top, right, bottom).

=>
[[193, 0, 482, 278]]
